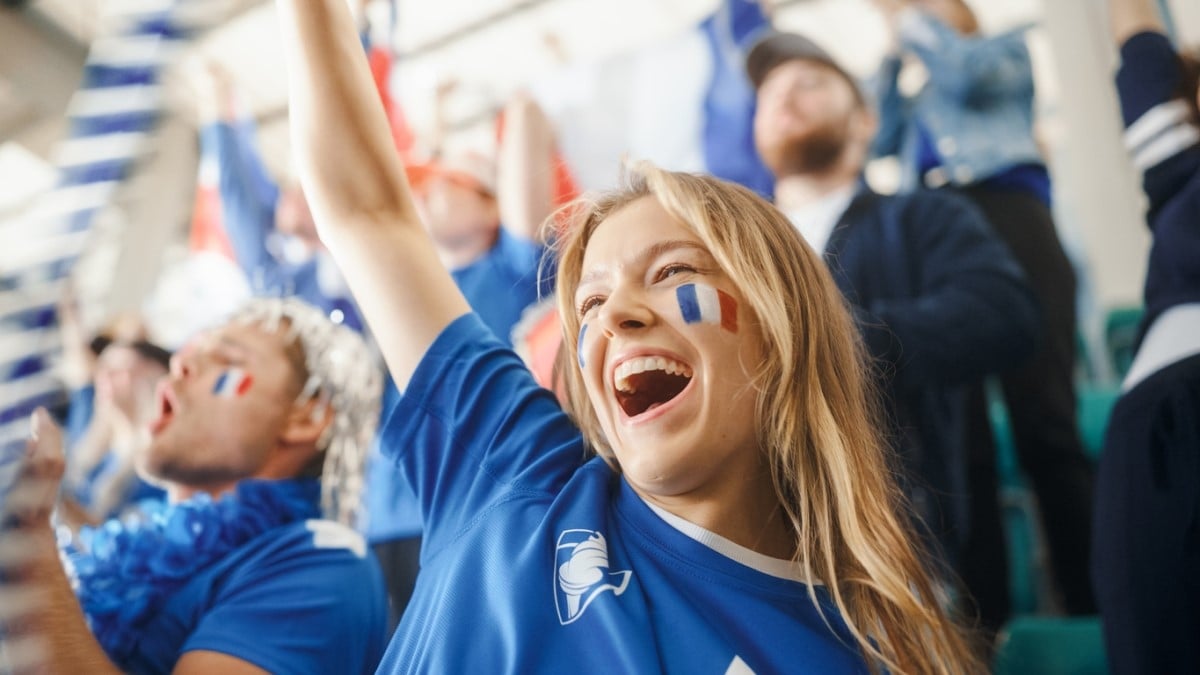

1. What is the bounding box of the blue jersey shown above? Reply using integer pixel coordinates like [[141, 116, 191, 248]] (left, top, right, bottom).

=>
[[451, 228, 549, 346], [377, 314, 868, 674], [124, 519, 387, 674]]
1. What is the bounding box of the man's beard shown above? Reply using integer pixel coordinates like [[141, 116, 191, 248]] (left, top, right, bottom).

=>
[[760, 122, 850, 178]]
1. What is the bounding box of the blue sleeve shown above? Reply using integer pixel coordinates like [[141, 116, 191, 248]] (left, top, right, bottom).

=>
[[182, 525, 387, 675], [869, 55, 908, 159], [1116, 31, 1182, 126], [899, 12, 1034, 104], [379, 313, 585, 558], [200, 121, 283, 287], [64, 385, 95, 448], [859, 192, 1039, 390], [495, 227, 550, 289], [1116, 31, 1200, 219]]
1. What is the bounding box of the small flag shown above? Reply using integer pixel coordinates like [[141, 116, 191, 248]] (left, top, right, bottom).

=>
[[212, 368, 253, 398], [676, 283, 738, 333]]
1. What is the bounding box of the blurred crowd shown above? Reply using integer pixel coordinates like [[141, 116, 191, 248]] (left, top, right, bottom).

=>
[[1, 0, 1197, 673]]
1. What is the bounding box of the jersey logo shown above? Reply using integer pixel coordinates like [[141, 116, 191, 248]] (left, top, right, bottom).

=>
[[554, 529, 632, 625], [725, 656, 756, 674]]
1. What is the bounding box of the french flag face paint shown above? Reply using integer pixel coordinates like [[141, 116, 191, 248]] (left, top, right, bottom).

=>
[[212, 368, 253, 398], [676, 283, 738, 333], [577, 324, 589, 368]]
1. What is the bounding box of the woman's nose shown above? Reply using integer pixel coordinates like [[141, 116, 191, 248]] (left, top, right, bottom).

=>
[[598, 287, 655, 338]]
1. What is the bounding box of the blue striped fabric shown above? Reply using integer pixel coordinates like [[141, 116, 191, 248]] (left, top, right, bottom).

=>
[[0, 0, 194, 503]]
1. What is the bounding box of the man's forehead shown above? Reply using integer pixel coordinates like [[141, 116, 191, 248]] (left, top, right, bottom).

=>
[[194, 320, 289, 353], [759, 58, 865, 107], [763, 58, 841, 84]]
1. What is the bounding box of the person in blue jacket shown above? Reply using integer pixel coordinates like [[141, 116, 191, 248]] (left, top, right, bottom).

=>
[[273, 0, 985, 671], [746, 28, 1039, 622], [867, 0, 1097, 628], [1094, 0, 1200, 671], [1, 298, 387, 675]]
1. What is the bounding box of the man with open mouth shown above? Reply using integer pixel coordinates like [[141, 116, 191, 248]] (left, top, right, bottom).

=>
[[2, 297, 389, 674]]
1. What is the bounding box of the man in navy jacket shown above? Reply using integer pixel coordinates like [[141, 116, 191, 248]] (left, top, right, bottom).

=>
[[747, 30, 1038, 626]]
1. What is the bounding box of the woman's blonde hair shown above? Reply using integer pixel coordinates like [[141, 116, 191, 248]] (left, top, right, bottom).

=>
[[552, 164, 983, 674]]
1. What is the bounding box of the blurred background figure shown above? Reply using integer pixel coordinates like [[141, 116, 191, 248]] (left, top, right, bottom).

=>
[[195, 61, 362, 331], [1094, 0, 1200, 672], [56, 292, 168, 530], [747, 28, 1038, 630], [866, 0, 1098, 633], [409, 136, 548, 346]]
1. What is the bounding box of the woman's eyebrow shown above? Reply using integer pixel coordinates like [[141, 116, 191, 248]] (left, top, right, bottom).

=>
[[578, 239, 708, 287]]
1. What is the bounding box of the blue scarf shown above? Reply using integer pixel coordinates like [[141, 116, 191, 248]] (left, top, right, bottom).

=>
[[67, 479, 321, 666]]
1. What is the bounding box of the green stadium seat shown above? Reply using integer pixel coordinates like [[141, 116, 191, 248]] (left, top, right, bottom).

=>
[[1104, 306, 1144, 381], [993, 616, 1108, 675], [1077, 386, 1121, 461], [986, 379, 1020, 489], [1000, 487, 1041, 615], [987, 382, 1121, 615]]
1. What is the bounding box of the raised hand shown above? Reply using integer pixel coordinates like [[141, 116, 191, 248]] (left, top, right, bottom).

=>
[[2, 409, 65, 532]]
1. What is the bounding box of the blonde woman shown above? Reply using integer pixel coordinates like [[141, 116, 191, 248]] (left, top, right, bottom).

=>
[[275, 1, 982, 672]]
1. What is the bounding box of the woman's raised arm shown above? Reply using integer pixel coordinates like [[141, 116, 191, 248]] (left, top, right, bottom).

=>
[[275, 0, 470, 388]]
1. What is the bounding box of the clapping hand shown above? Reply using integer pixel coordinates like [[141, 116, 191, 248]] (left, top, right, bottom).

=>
[[1, 409, 66, 533]]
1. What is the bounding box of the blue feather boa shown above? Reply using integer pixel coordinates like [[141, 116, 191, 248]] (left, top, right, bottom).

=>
[[66, 479, 320, 667]]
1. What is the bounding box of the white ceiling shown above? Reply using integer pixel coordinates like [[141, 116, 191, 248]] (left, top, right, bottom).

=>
[[21, 0, 1043, 178]]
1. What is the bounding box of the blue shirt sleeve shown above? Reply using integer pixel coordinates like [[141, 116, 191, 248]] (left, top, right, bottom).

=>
[[181, 522, 387, 675], [200, 121, 282, 287], [899, 11, 1034, 104], [1116, 31, 1183, 127], [1116, 31, 1200, 218], [869, 54, 908, 159], [64, 384, 95, 448], [380, 313, 585, 559]]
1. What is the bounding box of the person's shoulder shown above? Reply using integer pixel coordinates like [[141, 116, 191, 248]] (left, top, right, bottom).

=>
[[491, 226, 545, 271], [220, 518, 374, 578], [215, 519, 382, 602], [887, 186, 971, 208], [868, 188, 981, 224]]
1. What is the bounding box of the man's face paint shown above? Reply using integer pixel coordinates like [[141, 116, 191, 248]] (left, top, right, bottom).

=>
[[212, 368, 254, 398], [675, 283, 738, 333]]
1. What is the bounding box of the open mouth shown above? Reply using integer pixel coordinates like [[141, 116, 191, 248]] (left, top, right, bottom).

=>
[[613, 356, 693, 418]]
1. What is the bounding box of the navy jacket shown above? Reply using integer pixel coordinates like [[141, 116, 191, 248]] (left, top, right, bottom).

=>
[[824, 187, 1038, 563]]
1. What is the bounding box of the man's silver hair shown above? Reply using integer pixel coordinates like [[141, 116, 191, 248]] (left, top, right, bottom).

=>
[[228, 298, 381, 528]]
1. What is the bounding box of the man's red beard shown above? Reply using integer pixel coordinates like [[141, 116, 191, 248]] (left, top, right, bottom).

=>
[[758, 121, 852, 178]]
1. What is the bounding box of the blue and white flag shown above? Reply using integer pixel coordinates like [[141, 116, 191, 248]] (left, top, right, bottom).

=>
[[0, 0, 194, 509]]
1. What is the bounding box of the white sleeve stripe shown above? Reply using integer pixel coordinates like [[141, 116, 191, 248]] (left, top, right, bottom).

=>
[[305, 519, 368, 558], [1125, 99, 1191, 151], [1133, 123, 1200, 171]]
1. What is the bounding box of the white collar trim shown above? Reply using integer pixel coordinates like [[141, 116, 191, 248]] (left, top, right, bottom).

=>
[[642, 500, 817, 584]]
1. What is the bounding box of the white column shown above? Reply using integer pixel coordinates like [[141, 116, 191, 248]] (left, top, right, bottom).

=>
[[1165, 0, 1200, 44], [1039, 0, 1150, 311], [103, 114, 198, 318]]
